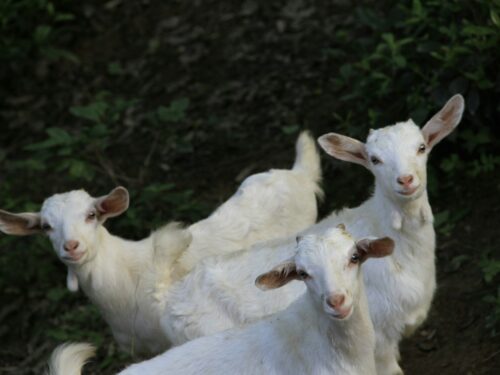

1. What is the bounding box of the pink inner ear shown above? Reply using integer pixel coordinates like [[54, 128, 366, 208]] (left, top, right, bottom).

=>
[[427, 132, 439, 145], [99, 201, 110, 213], [97, 198, 116, 215], [356, 250, 369, 264], [440, 104, 456, 124], [356, 237, 394, 260], [351, 151, 365, 160], [329, 135, 342, 147], [370, 237, 395, 257], [97, 188, 128, 216]]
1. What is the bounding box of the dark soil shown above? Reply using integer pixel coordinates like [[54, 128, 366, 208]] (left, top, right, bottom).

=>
[[398, 172, 500, 375], [0, 1, 498, 374]]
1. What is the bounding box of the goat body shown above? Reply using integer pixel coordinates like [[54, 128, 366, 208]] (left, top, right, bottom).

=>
[[50, 228, 390, 375], [162, 95, 464, 374], [0, 131, 322, 356]]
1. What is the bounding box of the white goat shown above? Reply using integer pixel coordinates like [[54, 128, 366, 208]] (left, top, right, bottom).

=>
[[172, 130, 323, 276], [48, 227, 395, 375], [0, 131, 323, 356], [0, 187, 188, 355], [160, 95, 464, 374]]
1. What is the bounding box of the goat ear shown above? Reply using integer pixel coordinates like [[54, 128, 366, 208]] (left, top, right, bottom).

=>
[[355, 237, 394, 263], [0, 210, 42, 235], [318, 133, 369, 169], [95, 187, 129, 220], [422, 94, 464, 148], [255, 258, 298, 290]]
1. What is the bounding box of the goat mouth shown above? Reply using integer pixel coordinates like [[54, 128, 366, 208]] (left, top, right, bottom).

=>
[[61, 252, 84, 262], [397, 185, 419, 196], [327, 306, 353, 320]]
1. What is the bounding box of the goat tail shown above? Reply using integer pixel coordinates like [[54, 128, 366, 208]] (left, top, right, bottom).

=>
[[47, 342, 95, 375], [292, 130, 322, 183]]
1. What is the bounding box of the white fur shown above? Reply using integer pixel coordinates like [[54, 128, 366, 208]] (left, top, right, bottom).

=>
[[172, 130, 323, 276], [48, 212, 188, 355], [0, 131, 322, 356], [160, 95, 464, 374], [46, 342, 95, 375], [49, 228, 381, 375]]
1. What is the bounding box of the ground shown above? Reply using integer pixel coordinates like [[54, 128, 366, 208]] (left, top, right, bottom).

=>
[[0, 1, 499, 374], [399, 172, 500, 375]]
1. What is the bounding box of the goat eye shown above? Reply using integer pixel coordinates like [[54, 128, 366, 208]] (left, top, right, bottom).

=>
[[41, 223, 52, 231], [418, 144, 426, 154], [370, 156, 381, 165], [87, 211, 96, 220], [350, 253, 360, 264], [297, 270, 309, 280]]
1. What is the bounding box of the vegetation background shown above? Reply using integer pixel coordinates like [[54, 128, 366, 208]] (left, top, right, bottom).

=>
[[0, 0, 499, 373]]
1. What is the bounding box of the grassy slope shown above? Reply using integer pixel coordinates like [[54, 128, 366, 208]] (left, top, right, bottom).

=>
[[0, 1, 499, 374]]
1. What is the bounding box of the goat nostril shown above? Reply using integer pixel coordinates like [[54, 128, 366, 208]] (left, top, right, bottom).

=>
[[336, 294, 345, 307], [63, 240, 79, 252], [327, 294, 345, 309], [397, 175, 414, 186]]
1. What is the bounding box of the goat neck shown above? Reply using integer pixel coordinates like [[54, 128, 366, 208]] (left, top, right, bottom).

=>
[[372, 181, 433, 232]]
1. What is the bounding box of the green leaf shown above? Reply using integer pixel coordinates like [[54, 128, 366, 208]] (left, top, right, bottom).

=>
[[412, 0, 424, 17], [481, 259, 500, 283], [24, 127, 73, 150], [108, 61, 125, 75], [70, 102, 108, 123], [281, 125, 299, 135], [462, 25, 496, 36], [382, 33, 396, 52], [47, 287, 69, 302], [68, 160, 94, 180], [157, 98, 190, 123], [54, 13, 75, 22], [339, 64, 352, 80], [42, 47, 80, 64], [440, 154, 460, 173], [433, 210, 449, 228], [394, 55, 407, 67], [491, 9, 500, 27], [10, 158, 47, 171], [47, 328, 71, 341], [47, 127, 73, 144], [89, 123, 110, 138], [34, 25, 51, 44]]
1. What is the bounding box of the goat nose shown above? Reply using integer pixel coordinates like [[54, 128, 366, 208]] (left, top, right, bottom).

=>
[[326, 294, 345, 309], [397, 174, 414, 186], [64, 240, 79, 252]]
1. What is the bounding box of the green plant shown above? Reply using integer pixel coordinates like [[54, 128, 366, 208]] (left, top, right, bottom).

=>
[[328, 0, 499, 162], [0, 1, 499, 372], [0, 0, 78, 62], [480, 256, 500, 335], [433, 207, 469, 237], [17, 91, 138, 182]]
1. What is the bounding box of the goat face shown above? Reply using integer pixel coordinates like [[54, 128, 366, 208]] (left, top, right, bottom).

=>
[[318, 94, 464, 202], [0, 187, 129, 266], [42, 187, 129, 265], [256, 225, 394, 321]]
